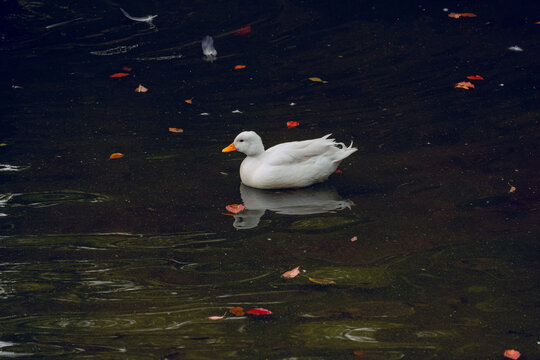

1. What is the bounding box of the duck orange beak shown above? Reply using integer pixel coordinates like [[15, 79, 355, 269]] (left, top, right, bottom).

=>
[[222, 143, 237, 152]]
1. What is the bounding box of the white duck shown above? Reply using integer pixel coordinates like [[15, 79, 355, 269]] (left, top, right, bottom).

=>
[[222, 131, 357, 189]]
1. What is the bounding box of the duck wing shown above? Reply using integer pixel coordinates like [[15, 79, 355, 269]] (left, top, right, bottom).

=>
[[264, 135, 339, 166]]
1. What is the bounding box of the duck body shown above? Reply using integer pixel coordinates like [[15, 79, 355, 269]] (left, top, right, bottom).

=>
[[223, 131, 357, 189]]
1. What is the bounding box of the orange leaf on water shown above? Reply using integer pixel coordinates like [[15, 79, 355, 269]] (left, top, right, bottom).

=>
[[504, 349, 521, 360], [455, 81, 475, 90], [109, 153, 124, 159], [281, 266, 300, 278], [350, 236, 358, 242], [169, 128, 184, 133], [246, 308, 272, 315], [509, 185, 516, 193], [184, 98, 193, 104], [109, 73, 130, 78], [229, 307, 246, 316], [287, 121, 300, 128], [353, 350, 365, 357], [208, 315, 225, 320], [467, 75, 484, 80], [225, 204, 245, 214], [448, 12, 477, 19], [308, 277, 336, 285], [135, 84, 148, 93], [235, 24, 252, 35], [234, 65, 246, 70]]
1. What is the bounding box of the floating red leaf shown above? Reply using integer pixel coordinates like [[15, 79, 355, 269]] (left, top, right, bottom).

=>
[[287, 121, 300, 128], [226, 204, 245, 214], [234, 65, 246, 70], [109, 73, 130, 78], [467, 75, 484, 80], [281, 266, 300, 278], [504, 349, 521, 360], [448, 12, 477, 19], [247, 308, 272, 315], [235, 25, 252, 35]]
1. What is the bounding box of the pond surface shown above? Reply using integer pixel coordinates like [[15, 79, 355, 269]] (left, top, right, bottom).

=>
[[1, 0, 539, 359]]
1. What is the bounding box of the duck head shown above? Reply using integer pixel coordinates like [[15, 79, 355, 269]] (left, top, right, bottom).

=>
[[222, 131, 265, 156]]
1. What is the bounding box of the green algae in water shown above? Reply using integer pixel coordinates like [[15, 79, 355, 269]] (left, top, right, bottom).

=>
[[289, 216, 359, 231], [307, 266, 392, 288]]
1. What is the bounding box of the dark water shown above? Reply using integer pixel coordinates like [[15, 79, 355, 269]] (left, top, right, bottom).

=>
[[1, 0, 539, 358]]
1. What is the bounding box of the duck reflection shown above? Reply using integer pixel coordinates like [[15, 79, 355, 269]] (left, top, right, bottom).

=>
[[233, 184, 353, 229]]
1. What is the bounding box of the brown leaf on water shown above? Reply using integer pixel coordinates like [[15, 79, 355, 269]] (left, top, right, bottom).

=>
[[509, 185, 516, 193], [460, 13, 477, 17], [184, 98, 193, 104], [169, 128, 184, 133], [281, 266, 300, 278], [122, 66, 132, 72], [309, 277, 336, 285], [135, 84, 148, 93], [229, 307, 245, 316], [350, 236, 358, 242], [109, 153, 124, 159]]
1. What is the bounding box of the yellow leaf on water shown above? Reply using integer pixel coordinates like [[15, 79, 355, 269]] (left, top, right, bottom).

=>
[[309, 77, 328, 83], [308, 277, 336, 285]]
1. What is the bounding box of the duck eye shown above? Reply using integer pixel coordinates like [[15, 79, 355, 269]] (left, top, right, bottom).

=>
[[239, 139, 244, 142]]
